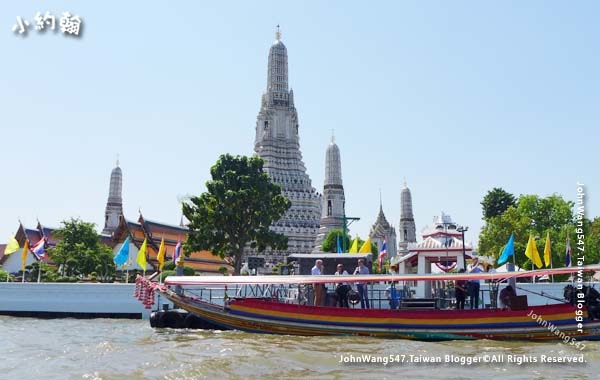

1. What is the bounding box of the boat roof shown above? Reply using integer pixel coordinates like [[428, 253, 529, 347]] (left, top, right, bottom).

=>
[[163, 264, 600, 286]]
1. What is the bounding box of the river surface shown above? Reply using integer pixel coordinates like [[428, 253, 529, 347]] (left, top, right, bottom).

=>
[[2, 316, 599, 380]]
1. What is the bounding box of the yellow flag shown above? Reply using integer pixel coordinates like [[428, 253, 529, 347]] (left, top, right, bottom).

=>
[[21, 240, 29, 271], [525, 234, 543, 269], [543, 231, 551, 268], [136, 238, 147, 270], [348, 238, 359, 253], [4, 236, 20, 256], [157, 238, 166, 270], [359, 237, 372, 253]]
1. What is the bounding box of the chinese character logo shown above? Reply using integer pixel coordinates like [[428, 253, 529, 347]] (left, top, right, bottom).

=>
[[12, 11, 83, 37], [59, 12, 81, 36]]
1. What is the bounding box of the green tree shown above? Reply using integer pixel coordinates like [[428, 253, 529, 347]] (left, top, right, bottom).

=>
[[183, 154, 291, 274], [481, 187, 516, 220], [0, 269, 10, 282], [49, 218, 114, 279], [321, 229, 351, 253], [477, 194, 595, 271]]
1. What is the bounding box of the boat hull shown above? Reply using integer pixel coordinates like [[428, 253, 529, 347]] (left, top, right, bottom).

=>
[[160, 289, 600, 341]]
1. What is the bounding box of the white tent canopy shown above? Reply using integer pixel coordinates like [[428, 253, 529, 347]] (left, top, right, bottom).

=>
[[495, 263, 524, 272]]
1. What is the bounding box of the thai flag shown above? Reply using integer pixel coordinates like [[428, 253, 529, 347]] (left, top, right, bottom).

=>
[[32, 238, 46, 260], [378, 238, 387, 269], [173, 241, 182, 263], [565, 235, 572, 267]]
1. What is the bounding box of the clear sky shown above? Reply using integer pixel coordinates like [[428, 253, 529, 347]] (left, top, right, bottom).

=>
[[1, 1, 598, 249]]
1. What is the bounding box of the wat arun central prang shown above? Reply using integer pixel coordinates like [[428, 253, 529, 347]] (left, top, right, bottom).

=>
[[253, 27, 322, 260]]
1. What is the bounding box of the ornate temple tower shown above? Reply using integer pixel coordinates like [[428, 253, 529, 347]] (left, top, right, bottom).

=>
[[398, 181, 417, 253], [313, 136, 345, 251], [253, 27, 321, 260], [369, 201, 398, 258], [102, 160, 123, 235]]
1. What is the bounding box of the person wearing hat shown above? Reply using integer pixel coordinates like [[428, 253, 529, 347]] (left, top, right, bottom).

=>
[[468, 257, 483, 309]]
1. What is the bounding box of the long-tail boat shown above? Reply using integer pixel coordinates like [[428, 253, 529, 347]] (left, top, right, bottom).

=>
[[135, 265, 600, 341]]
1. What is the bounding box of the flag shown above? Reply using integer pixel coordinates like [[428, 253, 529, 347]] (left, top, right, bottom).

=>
[[543, 231, 551, 268], [173, 241, 182, 263], [378, 238, 387, 270], [497, 233, 514, 265], [359, 237, 372, 254], [348, 238, 359, 253], [21, 240, 29, 271], [336, 235, 342, 253], [114, 237, 130, 267], [524, 234, 543, 269], [31, 238, 46, 260], [4, 236, 19, 256], [565, 234, 572, 267], [157, 238, 166, 270], [136, 238, 147, 270]]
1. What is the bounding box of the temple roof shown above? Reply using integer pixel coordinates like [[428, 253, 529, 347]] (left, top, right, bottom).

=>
[[370, 204, 394, 238], [407, 236, 472, 251], [111, 215, 232, 274]]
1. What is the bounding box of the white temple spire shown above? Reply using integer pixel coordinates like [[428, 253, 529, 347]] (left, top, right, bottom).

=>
[[314, 137, 345, 251], [398, 181, 417, 252], [102, 160, 124, 235]]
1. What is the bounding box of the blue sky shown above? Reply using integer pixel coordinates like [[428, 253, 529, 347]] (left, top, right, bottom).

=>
[[1, 1, 598, 249]]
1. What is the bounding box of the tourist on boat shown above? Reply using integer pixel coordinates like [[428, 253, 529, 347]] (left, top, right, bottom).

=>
[[499, 285, 516, 309], [454, 268, 467, 310], [468, 257, 482, 309], [334, 263, 351, 308], [353, 259, 370, 309], [311, 259, 326, 306], [386, 283, 401, 309]]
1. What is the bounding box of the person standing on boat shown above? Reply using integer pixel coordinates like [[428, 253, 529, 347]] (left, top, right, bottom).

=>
[[353, 259, 370, 309], [454, 268, 468, 310], [468, 257, 482, 309], [499, 285, 516, 309], [311, 259, 326, 307], [335, 263, 350, 308]]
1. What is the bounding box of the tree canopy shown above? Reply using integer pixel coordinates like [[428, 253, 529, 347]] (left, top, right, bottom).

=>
[[183, 154, 291, 274], [321, 229, 351, 253], [478, 193, 599, 271], [49, 218, 114, 280], [481, 187, 516, 220]]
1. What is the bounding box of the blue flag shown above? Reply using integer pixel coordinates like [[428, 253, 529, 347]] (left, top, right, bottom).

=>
[[114, 237, 130, 267], [497, 233, 514, 265], [336, 235, 342, 253]]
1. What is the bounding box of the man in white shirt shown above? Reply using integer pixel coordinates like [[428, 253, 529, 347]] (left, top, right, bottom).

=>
[[353, 259, 370, 309], [311, 259, 325, 306]]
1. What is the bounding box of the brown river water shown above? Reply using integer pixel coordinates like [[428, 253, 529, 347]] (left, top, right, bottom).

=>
[[1, 316, 598, 380]]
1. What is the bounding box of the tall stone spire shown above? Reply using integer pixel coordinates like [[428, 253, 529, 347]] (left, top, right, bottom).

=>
[[253, 28, 322, 260], [102, 159, 123, 235], [313, 135, 345, 251], [398, 181, 417, 253]]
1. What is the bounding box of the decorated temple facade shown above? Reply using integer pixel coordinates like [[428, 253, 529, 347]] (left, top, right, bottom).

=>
[[391, 212, 475, 298], [252, 27, 321, 261], [369, 203, 397, 258]]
